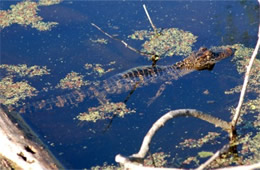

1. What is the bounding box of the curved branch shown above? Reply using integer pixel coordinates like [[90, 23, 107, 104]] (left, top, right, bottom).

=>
[[196, 145, 229, 170], [215, 162, 260, 170], [143, 4, 157, 34], [115, 109, 230, 164], [132, 109, 230, 159], [115, 154, 180, 170], [231, 19, 260, 130]]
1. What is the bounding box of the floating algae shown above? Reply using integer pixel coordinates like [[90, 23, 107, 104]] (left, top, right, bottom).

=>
[[38, 0, 63, 6], [0, 77, 37, 105], [56, 71, 90, 90], [0, 64, 50, 105], [210, 44, 260, 167], [84, 61, 116, 77], [177, 132, 220, 149], [90, 152, 169, 169], [0, 1, 60, 31], [222, 44, 260, 124], [143, 152, 170, 167], [0, 64, 50, 77], [175, 44, 260, 167], [77, 102, 135, 122], [128, 28, 197, 59], [89, 38, 108, 45]]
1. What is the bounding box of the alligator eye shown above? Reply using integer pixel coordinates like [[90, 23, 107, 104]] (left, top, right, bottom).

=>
[[200, 47, 207, 51]]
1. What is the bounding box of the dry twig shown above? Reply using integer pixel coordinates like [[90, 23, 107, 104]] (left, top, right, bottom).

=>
[[231, 5, 260, 135], [143, 4, 158, 34], [196, 145, 229, 170], [91, 23, 154, 58]]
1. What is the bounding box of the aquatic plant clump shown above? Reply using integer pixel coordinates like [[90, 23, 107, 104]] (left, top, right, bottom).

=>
[[0, 77, 37, 105], [0, 1, 58, 31], [89, 38, 108, 44], [143, 152, 170, 167], [128, 28, 197, 58], [90, 152, 169, 169], [84, 61, 116, 77], [0, 64, 50, 77], [77, 102, 135, 122], [177, 132, 221, 149], [222, 44, 260, 124], [231, 44, 260, 95], [56, 72, 90, 90], [219, 44, 260, 165], [38, 0, 63, 6], [91, 162, 122, 170], [240, 132, 260, 164]]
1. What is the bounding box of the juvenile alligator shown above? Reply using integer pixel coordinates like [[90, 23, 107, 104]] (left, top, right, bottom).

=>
[[17, 47, 234, 113]]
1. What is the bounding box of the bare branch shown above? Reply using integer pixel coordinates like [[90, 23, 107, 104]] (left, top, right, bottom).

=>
[[143, 4, 157, 34], [215, 162, 260, 170], [115, 154, 180, 170], [115, 109, 231, 169], [118, 109, 230, 160], [231, 17, 260, 130], [91, 23, 154, 57], [196, 145, 229, 170], [116, 154, 260, 170]]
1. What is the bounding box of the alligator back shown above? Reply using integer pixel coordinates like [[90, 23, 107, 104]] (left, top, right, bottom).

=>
[[15, 47, 234, 113], [99, 47, 234, 94]]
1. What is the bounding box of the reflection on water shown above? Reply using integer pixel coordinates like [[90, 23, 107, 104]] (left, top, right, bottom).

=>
[[0, 1, 259, 169]]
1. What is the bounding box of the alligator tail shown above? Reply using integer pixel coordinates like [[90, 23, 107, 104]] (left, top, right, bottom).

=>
[[17, 90, 88, 114]]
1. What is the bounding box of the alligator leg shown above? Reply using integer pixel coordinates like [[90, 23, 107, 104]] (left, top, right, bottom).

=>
[[147, 81, 172, 106]]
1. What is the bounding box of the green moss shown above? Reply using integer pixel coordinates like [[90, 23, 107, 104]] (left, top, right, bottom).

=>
[[177, 132, 220, 149], [220, 44, 260, 166], [0, 77, 37, 105], [198, 151, 214, 158], [128, 28, 197, 59], [56, 71, 90, 90], [144, 152, 170, 167], [90, 38, 108, 44], [38, 0, 63, 6], [0, 1, 59, 31], [0, 64, 50, 77], [84, 62, 116, 77], [77, 102, 135, 122]]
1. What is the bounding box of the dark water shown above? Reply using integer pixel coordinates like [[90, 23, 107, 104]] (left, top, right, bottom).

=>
[[1, 1, 259, 169]]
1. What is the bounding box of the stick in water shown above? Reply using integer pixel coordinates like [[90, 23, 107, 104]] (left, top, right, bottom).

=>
[[91, 23, 154, 58], [143, 4, 157, 34]]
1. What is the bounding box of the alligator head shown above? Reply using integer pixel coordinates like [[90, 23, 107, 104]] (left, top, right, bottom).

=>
[[179, 47, 234, 71]]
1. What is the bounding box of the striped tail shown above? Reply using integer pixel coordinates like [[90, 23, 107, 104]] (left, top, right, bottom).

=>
[[17, 90, 88, 113]]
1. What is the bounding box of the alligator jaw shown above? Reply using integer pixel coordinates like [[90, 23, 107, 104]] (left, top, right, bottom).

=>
[[213, 47, 235, 62], [194, 47, 234, 71]]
